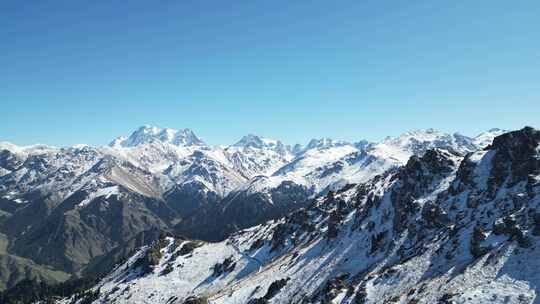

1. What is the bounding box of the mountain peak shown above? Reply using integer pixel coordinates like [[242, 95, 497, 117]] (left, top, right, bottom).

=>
[[472, 128, 508, 148], [305, 138, 349, 150], [110, 125, 206, 148], [385, 128, 473, 145], [233, 134, 282, 149], [398, 128, 444, 139], [370, 129, 477, 164]]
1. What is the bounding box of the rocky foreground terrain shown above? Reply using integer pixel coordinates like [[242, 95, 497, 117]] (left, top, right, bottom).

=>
[[30, 126, 539, 304]]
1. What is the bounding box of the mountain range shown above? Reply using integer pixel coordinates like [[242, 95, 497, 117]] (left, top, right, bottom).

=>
[[51, 126, 538, 304], [0, 126, 517, 299], [36, 126, 538, 304]]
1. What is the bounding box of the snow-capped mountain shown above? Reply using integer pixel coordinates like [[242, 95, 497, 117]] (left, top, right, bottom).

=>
[[213, 129, 481, 234], [110, 125, 206, 148], [0, 125, 514, 293], [473, 128, 509, 148], [2, 151, 174, 272], [56, 127, 540, 304], [246, 129, 479, 195], [0, 145, 103, 203], [304, 138, 350, 150], [175, 128, 488, 241], [368, 128, 478, 164], [233, 134, 285, 151], [0, 127, 488, 206], [224, 134, 294, 179]]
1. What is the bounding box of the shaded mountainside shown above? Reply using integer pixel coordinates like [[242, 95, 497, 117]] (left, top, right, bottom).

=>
[[0, 251, 70, 292], [51, 127, 540, 304], [175, 180, 313, 241], [0, 126, 510, 292], [0, 150, 178, 290]]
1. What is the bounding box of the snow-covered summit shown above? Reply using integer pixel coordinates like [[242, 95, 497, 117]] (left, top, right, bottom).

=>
[[304, 138, 350, 151], [220, 134, 295, 178], [369, 128, 477, 164], [233, 134, 282, 149], [473, 128, 508, 148], [0, 141, 58, 155], [110, 125, 206, 148]]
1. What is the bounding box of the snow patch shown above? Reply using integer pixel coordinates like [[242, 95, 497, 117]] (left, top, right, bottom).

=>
[[78, 186, 119, 207]]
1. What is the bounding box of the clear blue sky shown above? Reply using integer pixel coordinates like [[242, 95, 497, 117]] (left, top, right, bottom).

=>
[[1, 1, 538, 146]]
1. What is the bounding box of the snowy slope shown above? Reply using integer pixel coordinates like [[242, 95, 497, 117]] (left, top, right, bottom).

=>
[[163, 150, 248, 197], [224, 134, 294, 179], [473, 128, 508, 148], [0, 145, 103, 203], [231, 129, 481, 201], [110, 125, 206, 148], [59, 127, 540, 304], [368, 128, 477, 163]]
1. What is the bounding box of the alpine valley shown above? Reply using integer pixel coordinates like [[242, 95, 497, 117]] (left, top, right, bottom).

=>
[[1, 126, 539, 304]]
